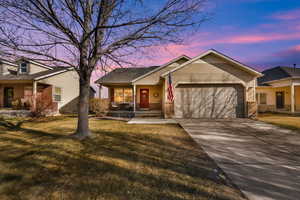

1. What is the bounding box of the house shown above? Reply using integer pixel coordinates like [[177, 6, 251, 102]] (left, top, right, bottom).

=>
[[256, 66, 300, 113], [95, 49, 262, 118], [0, 57, 94, 115]]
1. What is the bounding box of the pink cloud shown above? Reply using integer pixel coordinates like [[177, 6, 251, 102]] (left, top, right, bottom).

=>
[[224, 32, 300, 44], [272, 9, 300, 20], [293, 45, 300, 51]]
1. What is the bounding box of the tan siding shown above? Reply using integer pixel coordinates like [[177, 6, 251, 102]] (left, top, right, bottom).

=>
[[37, 70, 79, 111], [28, 63, 49, 74], [163, 54, 258, 118], [134, 62, 181, 85], [296, 86, 300, 110], [0, 63, 17, 75], [256, 86, 295, 112]]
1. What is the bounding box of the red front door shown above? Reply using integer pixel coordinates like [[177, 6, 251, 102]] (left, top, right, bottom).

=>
[[140, 89, 149, 108]]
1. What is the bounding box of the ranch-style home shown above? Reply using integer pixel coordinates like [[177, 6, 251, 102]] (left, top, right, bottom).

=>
[[256, 66, 300, 113], [0, 57, 95, 115], [96, 49, 263, 118]]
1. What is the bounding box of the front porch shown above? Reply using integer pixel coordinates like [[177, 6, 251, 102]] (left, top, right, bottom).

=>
[[103, 83, 164, 115], [257, 82, 300, 114], [0, 81, 58, 114]]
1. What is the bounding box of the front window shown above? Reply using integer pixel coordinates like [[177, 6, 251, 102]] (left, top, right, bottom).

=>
[[257, 93, 267, 105], [53, 87, 62, 102], [114, 88, 133, 103], [20, 62, 28, 73]]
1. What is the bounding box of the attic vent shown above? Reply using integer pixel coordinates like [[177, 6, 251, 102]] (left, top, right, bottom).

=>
[[20, 62, 28, 73]]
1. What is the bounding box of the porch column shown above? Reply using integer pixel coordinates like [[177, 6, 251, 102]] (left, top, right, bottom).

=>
[[98, 84, 102, 99], [291, 82, 295, 113], [133, 84, 136, 112], [32, 81, 37, 111]]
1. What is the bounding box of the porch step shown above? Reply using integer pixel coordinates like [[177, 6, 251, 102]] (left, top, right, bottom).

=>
[[0, 110, 31, 118], [106, 110, 162, 118], [134, 110, 162, 118]]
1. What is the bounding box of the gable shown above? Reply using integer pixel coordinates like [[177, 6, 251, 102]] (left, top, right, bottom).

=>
[[133, 56, 189, 85], [162, 50, 262, 78], [171, 54, 256, 87], [28, 62, 50, 74], [0, 62, 17, 75]]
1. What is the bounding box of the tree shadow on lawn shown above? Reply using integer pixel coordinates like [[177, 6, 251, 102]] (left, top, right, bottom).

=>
[[0, 118, 245, 200]]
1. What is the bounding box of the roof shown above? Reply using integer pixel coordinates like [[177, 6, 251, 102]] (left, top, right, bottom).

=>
[[131, 55, 190, 83], [0, 67, 69, 81], [95, 66, 160, 84], [15, 57, 53, 70], [258, 66, 300, 85], [0, 58, 18, 67], [161, 49, 263, 77]]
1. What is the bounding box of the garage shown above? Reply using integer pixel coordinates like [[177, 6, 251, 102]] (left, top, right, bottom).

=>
[[174, 84, 245, 118]]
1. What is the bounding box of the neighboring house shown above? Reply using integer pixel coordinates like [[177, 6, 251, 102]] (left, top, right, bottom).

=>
[[95, 49, 262, 118], [256, 66, 300, 113], [0, 57, 91, 115]]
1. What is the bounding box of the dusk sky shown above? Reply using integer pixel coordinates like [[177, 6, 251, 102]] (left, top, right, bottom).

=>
[[132, 0, 300, 72], [93, 0, 300, 92]]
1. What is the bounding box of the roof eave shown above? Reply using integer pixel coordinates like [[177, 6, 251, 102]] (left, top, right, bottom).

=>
[[161, 49, 263, 77], [131, 55, 191, 83]]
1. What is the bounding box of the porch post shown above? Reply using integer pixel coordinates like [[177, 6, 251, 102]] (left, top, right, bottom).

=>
[[133, 84, 136, 112], [98, 84, 102, 99], [291, 82, 295, 113], [32, 81, 37, 111]]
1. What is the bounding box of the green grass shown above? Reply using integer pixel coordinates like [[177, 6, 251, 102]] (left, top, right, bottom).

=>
[[0, 116, 245, 200], [258, 113, 300, 132]]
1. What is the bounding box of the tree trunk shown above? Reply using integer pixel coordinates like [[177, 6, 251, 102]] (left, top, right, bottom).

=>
[[73, 77, 91, 139]]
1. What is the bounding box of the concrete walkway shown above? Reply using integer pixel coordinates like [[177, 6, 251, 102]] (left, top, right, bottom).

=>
[[178, 119, 300, 200], [127, 118, 178, 124]]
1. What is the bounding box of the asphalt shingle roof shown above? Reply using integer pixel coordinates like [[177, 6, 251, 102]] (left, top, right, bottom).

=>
[[258, 66, 300, 86], [95, 66, 160, 84], [0, 67, 68, 81]]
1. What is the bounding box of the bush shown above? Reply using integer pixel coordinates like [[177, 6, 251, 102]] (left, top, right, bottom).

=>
[[31, 94, 58, 117], [11, 98, 23, 110], [89, 98, 109, 116]]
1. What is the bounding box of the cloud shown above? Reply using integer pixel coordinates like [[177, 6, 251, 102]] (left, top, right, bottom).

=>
[[248, 45, 300, 70], [272, 8, 300, 20]]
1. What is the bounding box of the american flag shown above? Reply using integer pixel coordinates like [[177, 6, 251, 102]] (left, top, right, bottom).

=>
[[167, 73, 174, 102]]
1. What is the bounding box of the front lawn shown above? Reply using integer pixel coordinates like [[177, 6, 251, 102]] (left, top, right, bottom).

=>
[[0, 116, 245, 200], [258, 113, 300, 132]]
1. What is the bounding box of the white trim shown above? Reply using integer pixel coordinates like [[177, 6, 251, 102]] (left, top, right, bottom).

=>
[[133, 85, 136, 112], [262, 76, 300, 84], [291, 82, 295, 113], [53, 86, 63, 102], [131, 55, 190, 83], [15, 58, 53, 70], [34, 69, 68, 81], [161, 49, 263, 77], [262, 77, 292, 84], [173, 81, 246, 88], [0, 60, 18, 67]]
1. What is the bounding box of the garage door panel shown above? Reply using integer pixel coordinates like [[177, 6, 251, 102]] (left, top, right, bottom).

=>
[[174, 84, 244, 118]]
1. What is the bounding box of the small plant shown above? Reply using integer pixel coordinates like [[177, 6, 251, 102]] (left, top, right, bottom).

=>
[[11, 98, 22, 110], [89, 98, 109, 117]]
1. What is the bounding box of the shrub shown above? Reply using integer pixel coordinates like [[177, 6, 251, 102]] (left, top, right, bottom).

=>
[[89, 98, 109, 116]]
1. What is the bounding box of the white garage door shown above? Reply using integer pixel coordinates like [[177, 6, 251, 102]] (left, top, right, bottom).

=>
[[174, 84, 245, 118]]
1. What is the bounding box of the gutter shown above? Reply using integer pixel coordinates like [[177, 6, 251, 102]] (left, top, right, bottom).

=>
[[34, 69, 68, 81]]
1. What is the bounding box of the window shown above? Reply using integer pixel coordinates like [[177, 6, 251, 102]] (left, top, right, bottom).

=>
[[114, 88, 133, 103], [257, 93, 267, 105], [53, 87, 62, 102], [20, 62, 28, 73]]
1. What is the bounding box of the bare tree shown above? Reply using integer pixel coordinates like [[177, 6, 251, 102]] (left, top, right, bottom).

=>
[[0, 0, 208, 139]]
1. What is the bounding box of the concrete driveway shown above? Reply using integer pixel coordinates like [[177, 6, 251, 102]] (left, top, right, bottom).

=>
[[178, 119, 300, 200]]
